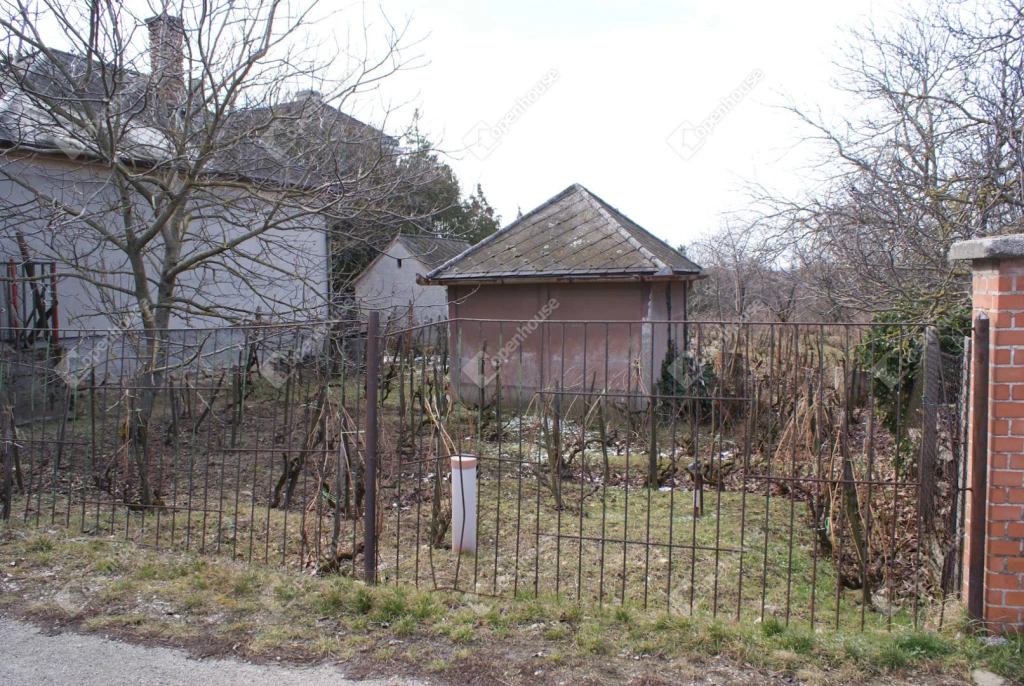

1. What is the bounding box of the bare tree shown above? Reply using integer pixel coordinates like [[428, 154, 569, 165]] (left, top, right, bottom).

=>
[[686, 218, 808, 322], [740, 0, 1024, 319], [0, 0, 429, 335], [0, 0, 433, 508]]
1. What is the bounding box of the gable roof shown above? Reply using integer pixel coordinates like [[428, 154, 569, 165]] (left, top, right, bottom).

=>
[[396, 234, 473, 270], [352, 234, 473, 289], [422, 184, 702, 284]]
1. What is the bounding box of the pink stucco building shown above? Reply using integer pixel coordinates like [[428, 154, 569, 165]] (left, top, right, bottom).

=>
[[420, 184, 704, 405]]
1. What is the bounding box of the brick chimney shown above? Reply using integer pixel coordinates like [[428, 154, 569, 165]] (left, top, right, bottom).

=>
[[145, 13, 185, 124]]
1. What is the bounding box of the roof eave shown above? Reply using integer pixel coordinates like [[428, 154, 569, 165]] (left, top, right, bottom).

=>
[[418, 270, 704, 286], [0, 138, 326, 192]]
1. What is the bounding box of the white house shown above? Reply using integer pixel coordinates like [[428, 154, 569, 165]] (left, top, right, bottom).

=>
[[0, 151, 330, 333], [0, 15, 392, 339], [353, 234, 470, 329]]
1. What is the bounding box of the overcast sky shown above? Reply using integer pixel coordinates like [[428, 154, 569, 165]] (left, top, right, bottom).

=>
[[48, 0, 912, 248], [356, 0, 905, 248]]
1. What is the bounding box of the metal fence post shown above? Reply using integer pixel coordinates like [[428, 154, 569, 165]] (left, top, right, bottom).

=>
[[919, 327, 939, 534], [968, 313, 990, 622], [364, 310, 380, 584], [1, 406, 11, 521]]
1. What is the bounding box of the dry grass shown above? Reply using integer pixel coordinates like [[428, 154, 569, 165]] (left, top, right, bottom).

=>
[[8, 386, 931, 638], [0, 522, 1015, 685]]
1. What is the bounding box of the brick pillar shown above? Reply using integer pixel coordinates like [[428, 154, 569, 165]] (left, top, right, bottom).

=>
[[951, 235, 1024, 633]]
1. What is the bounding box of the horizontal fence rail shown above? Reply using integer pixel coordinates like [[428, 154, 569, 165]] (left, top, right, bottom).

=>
[[0, 316, 969, 633], [377, 317, 969, 633], [0, 321, 370, 574]]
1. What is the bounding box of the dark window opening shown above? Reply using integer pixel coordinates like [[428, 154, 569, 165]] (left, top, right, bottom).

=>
[[397, 258, 403, 269]]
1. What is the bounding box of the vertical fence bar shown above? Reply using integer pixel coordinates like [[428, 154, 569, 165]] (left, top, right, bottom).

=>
[[920, 328, 940, 543], [50, 263, 58, 341], [365, 310, 380, 585], [968, 313, 990, 622], [1, 404, 11, 521], [955, 335, 973, 598], [0, 316, 973, 628]]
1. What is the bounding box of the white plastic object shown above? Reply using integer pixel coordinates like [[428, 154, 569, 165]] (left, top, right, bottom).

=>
[[450, 455, 478, 554]]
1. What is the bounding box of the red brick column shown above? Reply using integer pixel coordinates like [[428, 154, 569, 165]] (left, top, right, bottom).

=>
[[952, 235, 1024, 633]]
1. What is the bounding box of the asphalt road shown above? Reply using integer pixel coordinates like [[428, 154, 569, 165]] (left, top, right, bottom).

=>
[[0, 618, 426, 686]]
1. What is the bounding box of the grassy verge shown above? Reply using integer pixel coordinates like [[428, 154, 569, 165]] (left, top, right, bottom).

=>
[[0, 523, 1017, 685], [14, 478, 918, 636]]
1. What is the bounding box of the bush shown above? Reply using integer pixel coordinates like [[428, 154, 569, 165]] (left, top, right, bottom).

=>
[[658, 339, 716, 419], [857, 300, 970, 473]]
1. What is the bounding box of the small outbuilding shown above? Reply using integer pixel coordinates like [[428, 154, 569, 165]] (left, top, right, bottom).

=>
[[420, 183, 704, 404], [353, 234, 471, 329]]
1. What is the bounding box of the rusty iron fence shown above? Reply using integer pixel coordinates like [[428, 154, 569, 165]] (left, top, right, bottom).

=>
[[0, 321, 371, 569], [2, 260, 59, 346], [0, 316, 973, 632], [377, 317, 972, 632]]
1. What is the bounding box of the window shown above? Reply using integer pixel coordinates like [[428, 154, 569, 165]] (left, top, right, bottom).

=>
[[397, 258, 403, 269]]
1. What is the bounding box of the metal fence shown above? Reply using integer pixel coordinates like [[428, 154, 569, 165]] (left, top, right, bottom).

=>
[[0, 316, 971, 632], [378, 317, 971, 632], [0, 322, 369, 570]]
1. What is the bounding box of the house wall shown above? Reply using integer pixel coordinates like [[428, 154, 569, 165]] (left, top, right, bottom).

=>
[[447, 281, 690, 407], [0, 153, 329, 335], [352, 241, 449, 330]]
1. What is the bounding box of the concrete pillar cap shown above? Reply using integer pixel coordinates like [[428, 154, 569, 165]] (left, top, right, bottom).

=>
[[949, 235, 1024, 261]]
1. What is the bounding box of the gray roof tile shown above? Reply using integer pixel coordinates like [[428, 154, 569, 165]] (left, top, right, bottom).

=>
[[425, 184, 701, 282], [396, 234, 472, 270], [0, 51, 386, 188]]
